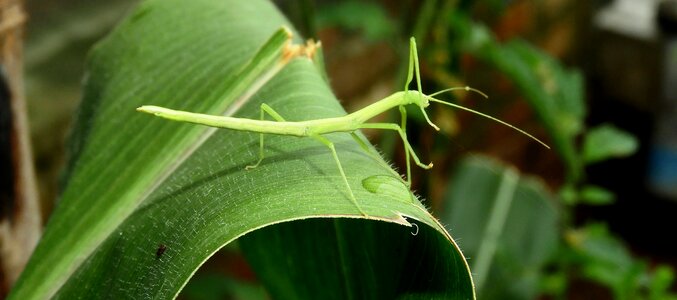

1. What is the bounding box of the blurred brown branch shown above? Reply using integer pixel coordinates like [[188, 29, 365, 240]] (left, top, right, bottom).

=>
[[0, 0, 41, 296]]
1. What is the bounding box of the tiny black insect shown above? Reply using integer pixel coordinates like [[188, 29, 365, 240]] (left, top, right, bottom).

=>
[[156, 244, 167, 259]]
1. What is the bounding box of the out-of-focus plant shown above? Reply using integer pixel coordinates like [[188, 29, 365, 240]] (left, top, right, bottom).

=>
[[424, 4, 671, 300], [309, 0, 674, 299], [433, 9, 670, 299]]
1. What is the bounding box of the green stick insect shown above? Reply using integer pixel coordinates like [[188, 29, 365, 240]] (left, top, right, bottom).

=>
[[137, 37, 549, 216]]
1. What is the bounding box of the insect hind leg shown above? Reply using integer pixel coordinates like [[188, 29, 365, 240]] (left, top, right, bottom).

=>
[[245, 103, 286, 170], [359, 122, 433, 172], [312, 134, 367, 216]]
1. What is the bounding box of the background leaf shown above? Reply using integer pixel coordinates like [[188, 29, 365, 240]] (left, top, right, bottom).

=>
[[450, 13, 585, 181], [579, 185, 616, 205], [316, 0, 395, 41], [583, 123, 639, 164], [441, 155, 559, 300], [10, 0, 473, 299], [567, 224, 645, 299]]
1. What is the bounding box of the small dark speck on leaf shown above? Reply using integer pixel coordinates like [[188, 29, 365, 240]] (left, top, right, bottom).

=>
[[156, 244, 166, 259]]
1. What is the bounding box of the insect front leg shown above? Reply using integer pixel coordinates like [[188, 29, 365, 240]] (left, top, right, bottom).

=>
[[359, 123, 432, 186], [312, 134, 367, 216], [403, 37, 417, 92], [245, 103, 286, 170], [398, 105, 412, 187], [408, 37, 441, 131], [410, 37, 423, 96]]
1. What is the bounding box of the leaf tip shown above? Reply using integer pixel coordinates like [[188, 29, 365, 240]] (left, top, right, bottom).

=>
[[281, 25, 293, 39]]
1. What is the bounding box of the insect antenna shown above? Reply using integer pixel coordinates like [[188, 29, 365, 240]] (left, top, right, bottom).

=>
[[427, 96, 550, 149], [428, 86, 489, 99], [419, 87, 487, 132]]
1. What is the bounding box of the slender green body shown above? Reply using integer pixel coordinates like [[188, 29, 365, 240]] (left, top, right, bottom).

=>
[[137, 91, 424, 136]]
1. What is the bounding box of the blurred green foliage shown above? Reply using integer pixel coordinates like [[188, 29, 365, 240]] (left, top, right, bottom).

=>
[[316, 1, 395, 41], [583, 123, 640, 164], [441, 155, 558, 299]]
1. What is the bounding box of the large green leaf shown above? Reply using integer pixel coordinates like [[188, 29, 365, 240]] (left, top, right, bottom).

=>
[[10, 0, 473, 299]]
